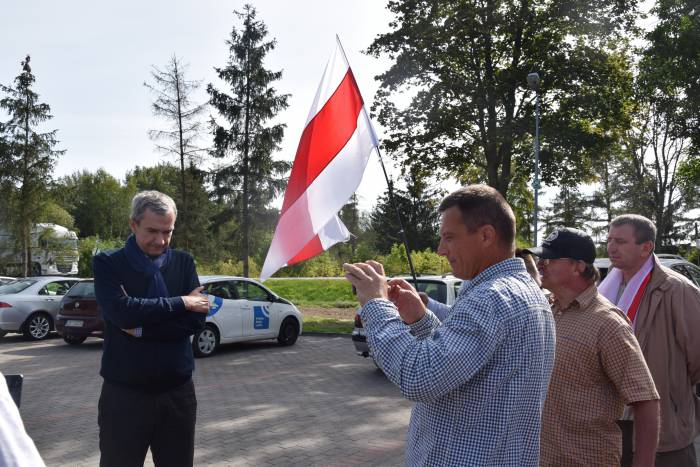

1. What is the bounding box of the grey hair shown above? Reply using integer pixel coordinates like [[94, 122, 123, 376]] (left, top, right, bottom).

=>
[[130, 190, 177, 222]]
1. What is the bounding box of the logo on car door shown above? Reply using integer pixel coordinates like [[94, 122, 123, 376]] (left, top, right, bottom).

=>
[[253, 306, 270, 329]]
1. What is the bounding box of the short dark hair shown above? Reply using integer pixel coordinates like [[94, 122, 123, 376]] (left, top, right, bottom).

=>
[[439, 185, 516, 246], [610, 214, 656, 246]]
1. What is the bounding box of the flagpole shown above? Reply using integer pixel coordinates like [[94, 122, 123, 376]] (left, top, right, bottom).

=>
[[336, 35, 418, 285], [374, 146, 419, 287]]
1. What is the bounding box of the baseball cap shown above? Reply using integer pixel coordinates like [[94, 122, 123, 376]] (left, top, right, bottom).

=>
[[525, 227, 596, 264]]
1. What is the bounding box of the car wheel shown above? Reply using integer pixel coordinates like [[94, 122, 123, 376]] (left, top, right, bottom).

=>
[[0, 330, 7, 338], [23, 313, 52, 341], [63, 335, 87, 345], [192, 324, 218, 358], [277, 317, 299, 346]]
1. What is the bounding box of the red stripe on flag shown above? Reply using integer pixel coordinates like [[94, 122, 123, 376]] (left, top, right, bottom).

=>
[[287, 235, 324, 266], [281, 70, 363, 214]]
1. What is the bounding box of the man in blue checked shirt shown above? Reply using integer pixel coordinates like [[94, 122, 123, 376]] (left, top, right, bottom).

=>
[[344, 185, 556, 467]]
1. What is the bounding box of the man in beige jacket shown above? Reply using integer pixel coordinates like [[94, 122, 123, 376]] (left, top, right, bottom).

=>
[[600, 214, 700, 467]]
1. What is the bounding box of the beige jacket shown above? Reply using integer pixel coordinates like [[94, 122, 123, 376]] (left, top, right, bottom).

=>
[[633, 256, 700, 452]]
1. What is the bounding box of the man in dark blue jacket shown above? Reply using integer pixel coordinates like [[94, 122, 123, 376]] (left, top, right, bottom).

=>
[[94, 190, 208, 467]]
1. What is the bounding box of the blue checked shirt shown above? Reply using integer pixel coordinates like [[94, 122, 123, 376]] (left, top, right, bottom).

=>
[[360, 258, 556, 466]]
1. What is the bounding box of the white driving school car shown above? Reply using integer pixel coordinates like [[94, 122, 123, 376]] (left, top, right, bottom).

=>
[[194, 276, 303, 358]]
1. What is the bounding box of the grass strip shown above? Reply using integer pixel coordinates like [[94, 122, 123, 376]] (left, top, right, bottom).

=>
[[302, 315, 354, 334], [264, 279, 356, 308]]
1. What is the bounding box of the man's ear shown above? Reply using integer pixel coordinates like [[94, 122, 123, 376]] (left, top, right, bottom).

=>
[[641, 241, 654, 257], [129, 219, 138, 234], [480, 225, 497, 247]]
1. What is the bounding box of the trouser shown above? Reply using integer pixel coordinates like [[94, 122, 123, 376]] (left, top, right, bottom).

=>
[[654, 444, 698, 467], [619, 420, 698, 467], [98, 379, 197, 467]]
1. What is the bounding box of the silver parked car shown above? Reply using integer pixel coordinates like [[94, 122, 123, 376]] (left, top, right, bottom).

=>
[[0, 276, 16, 286], [0, 276, 82, 340]]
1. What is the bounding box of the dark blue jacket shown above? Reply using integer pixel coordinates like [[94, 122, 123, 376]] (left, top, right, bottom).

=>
[[93, 247, 205, 392]]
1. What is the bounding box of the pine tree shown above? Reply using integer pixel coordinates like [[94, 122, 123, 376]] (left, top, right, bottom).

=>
[[541, 185, 594, 234], [369, 175, 442, 254], [207, 5, 290, 277], [0, 56, 64, 276]]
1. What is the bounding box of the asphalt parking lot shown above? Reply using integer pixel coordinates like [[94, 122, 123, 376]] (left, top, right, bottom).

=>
[[0, 334, 412, 467]]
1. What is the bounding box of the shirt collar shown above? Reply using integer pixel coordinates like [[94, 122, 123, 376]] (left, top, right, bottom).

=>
[[552, 284, 598, 314], [467, 258, 527, 290]]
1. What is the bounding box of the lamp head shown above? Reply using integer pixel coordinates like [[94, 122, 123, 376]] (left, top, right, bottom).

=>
[[527, 72, 540, 90]]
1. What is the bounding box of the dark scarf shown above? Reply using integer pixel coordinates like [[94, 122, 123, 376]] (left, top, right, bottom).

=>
[[124, 234, 171, 298]]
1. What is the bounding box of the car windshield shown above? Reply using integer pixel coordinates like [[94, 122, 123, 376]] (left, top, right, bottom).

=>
[[66, 281, 95, 298], [416, 281, 447, 304], [684, 264, 700, 286], [0, 279, 36, 295]]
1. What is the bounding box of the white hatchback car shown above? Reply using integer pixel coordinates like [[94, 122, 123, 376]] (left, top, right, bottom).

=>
[[194, 276, 303, 358]]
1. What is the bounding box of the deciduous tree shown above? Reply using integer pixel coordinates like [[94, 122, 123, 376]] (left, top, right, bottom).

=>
[[144, 55, 207, 250], [367, 0, 638, 205]]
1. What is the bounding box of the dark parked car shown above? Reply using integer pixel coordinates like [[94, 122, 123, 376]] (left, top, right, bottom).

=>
[[56, 280, 104, 345]]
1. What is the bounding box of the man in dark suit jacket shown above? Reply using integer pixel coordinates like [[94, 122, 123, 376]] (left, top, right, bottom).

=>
[[94, 190, 208, 467]]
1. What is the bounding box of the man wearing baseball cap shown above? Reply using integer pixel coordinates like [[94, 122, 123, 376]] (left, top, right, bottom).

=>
[[526, 227, 660, 466]]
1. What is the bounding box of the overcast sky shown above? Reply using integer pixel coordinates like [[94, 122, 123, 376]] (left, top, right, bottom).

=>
[[0, 0, 416, 211]]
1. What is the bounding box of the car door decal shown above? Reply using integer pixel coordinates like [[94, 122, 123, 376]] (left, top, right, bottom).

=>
[[253, 306, 270, 329], [207, 296, 224, 316]]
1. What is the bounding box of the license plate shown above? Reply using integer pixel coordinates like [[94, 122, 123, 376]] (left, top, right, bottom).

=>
[[66, 320, 83, 327]]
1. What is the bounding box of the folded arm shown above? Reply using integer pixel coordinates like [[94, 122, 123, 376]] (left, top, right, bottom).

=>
[[128, 256, 206, 340]]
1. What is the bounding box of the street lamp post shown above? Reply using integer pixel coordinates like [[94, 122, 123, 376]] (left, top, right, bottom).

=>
[[527, 72, 541, 245]]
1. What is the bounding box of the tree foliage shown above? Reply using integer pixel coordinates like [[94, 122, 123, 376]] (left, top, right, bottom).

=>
[[369, 174, 442, 254], [367, 0, 638, 207], [52, 169, 133, 240], [602, 0, 700, 246], [640, 0, 700, 148], [207, 4, 290, 277]]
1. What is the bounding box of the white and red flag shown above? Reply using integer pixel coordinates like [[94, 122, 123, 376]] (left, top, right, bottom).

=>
[[260, 38, 378, 281]]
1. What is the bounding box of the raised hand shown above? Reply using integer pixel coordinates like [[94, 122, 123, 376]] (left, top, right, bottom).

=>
[[343, 261, 389, 305], [387, 278, 426, 324]]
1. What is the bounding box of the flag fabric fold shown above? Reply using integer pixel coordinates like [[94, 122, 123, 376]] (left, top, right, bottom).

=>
[[260, 37, 378, 281]]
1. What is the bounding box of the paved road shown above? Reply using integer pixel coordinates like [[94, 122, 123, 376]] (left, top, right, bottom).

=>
[[0, 334, 412, 466]]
